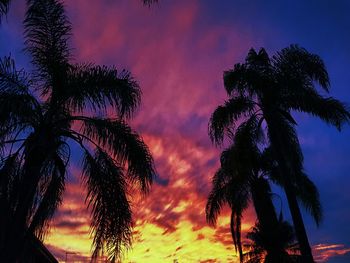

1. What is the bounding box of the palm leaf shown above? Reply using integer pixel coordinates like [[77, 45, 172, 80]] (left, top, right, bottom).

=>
[[24, 0, 71, 95], [284, 86, 350, 130], [273, 44, 330, 91], [76, 116, 155, 192], [83, 148, 132, 262], [209, 96, 255, 145], [65, 64, 141, 117]]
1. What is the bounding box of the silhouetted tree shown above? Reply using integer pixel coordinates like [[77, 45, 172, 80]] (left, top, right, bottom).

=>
[[209, 45, 350, 262], [0, 0, 155, 261], [243, 216, 301, 263], [206, 116, 320, 262]]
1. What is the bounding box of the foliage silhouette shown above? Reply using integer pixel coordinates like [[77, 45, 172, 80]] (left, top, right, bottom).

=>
[[243, 216, 301, 263], [209, 45, 350, 262], [0, 0, 10, 22], [0, 0, 155, 261], [206, 114, 320, 262]]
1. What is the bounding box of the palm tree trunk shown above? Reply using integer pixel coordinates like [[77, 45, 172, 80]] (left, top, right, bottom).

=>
[[283, 177, 314, 262], [251, 177, 278, 232], [266, 121, 314, 263], [251, 176, 282, 263], [2, 137, 49, 262]]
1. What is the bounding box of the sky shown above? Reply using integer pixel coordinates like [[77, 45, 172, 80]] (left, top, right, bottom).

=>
[[1, 0, 350, 262]]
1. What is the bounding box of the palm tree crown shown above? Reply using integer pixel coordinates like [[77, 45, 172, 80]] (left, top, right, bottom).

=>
[[209, 45, 350, 262], [0, 0, 155, 261]]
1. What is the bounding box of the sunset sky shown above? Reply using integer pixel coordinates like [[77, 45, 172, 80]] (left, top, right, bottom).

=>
[[1, 0, 350, 262]]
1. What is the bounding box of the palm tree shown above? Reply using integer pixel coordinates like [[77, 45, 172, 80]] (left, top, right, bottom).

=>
[[243, 217, 301, 263], [0, 0, 155, 261], [206, 116, 320, 262], [209, 45, 350, 262]]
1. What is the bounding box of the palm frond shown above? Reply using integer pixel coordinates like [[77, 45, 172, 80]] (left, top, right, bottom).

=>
[[0, 0, 10, 23], [206, 168, 227, 226], [284, 87, 350, 130], [273, 44, 330, 92], [28, 143, 68, 239], [0, 153, 21, 206], [0, 57, 39, 148], [209, 96, 255, 145], [0, 56, 32, 94], [234, 115, 264, 149], [230, 207, 244, 261], [24, 0, 71, 95], [76, 117, 155, 192], [206, 165, 250, 259], [224, 64, 247, 95], [65, 64, 141, 118], [267, 114, 304, 172], [246, 48, 270, 69], [293, 172, 322, 226], [262, 152, 322, 226], [83, 148, 132, 262]]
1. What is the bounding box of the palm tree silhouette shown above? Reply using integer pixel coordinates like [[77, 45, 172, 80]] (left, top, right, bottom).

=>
[[243, 216, 301, 263], [206, 115, 320, 262], [0, 0, 155, 261], [209, 45, 350, 262]]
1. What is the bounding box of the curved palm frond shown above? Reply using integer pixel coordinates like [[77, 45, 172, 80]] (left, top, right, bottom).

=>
[[267, 163, 322, 226], [28, 142, 68, 239], [65, 64, 141, 118], [0, 56, 40, 151], [292, 172, 322, 226], [273, 44, 330, 92], [24, 0, 71, 96], [206, 168, 228, 226], [206, 166, 250, 260], [83, 148, 132, 262], [209, 96, 256, 145], [75, 116, 155, 192], [0, 56, 32, 94], [284, 86, 350, 130]]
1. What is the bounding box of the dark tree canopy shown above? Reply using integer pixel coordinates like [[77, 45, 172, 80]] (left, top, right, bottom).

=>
[[0, 0, 155, 261], [209, 45, 350, 262]]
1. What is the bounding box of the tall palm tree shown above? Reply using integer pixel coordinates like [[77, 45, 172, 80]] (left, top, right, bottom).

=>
[[209, 45, 350, 262], [0, 0, 155, 261], [243, 216, 301, 263], [206, 116, 320, 262]]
